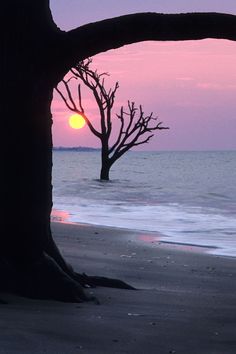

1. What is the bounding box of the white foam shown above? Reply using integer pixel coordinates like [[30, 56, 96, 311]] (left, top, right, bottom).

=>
[[52, 198, 236, 257]]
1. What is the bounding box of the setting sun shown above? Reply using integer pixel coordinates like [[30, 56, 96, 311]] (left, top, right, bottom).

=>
[[68, 114, 86, 129]]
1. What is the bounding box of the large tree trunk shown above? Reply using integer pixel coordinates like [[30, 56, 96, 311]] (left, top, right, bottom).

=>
[[0, 1, 90, 302], [0, 2, 55, 258], [0, 2, 235, 302]]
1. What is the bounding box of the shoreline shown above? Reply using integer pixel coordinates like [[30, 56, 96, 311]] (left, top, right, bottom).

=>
[[1, 221, 236, 353], [51, 210, 235, 259]]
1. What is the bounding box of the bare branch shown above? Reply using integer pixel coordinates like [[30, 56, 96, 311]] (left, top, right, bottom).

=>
[[71, 60, 121, 138], [56, 80, 77, 111], [57, 58, 168, 180], [56, 86, 75, 112], [82, 114, 102, 139], [56, 77, 101, 138], [77, 84, 84, 114], [109, 107, 125, 154], [110, 102, 168, 161], [129, 134, 154, 147]]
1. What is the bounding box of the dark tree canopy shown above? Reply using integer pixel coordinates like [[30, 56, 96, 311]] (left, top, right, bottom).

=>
[[0, 0, 235, 302]]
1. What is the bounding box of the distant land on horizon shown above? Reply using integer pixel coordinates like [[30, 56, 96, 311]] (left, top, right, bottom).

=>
[[53, 146, 236, 153], [53, 146, 101, 152]]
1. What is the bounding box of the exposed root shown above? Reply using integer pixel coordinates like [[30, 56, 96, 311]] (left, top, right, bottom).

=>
[[22, 253, 94, 303], [0, 254, 92, 303], [0, 252, 135, 303], [72, 272, 136, 290]]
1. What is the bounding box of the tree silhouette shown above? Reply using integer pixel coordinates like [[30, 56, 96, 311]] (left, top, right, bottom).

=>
[[1, 1, 235, 302], [56, 59, 169, 180]]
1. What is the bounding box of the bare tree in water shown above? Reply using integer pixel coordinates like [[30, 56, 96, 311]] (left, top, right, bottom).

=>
[[1, 0, 236, 302], [57, 59, 168, 180]]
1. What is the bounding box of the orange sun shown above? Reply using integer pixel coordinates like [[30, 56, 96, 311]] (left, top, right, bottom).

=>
[[68, 114, 86, 129]]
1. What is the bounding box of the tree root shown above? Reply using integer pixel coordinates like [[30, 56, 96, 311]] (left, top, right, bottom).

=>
[[72, 272, 135, 290], [0, 252, 135, 303]]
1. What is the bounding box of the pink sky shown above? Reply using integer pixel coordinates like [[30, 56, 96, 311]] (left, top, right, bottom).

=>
[[51, 2, 236, 151]]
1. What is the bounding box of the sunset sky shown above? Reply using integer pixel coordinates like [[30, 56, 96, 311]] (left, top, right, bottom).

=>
[[50, 1, 236, 151]]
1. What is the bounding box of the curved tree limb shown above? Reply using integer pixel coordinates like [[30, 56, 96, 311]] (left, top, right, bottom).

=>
[[60, 12, 236, 71]]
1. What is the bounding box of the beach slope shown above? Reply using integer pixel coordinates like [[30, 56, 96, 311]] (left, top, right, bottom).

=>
[[0, 222, 235, 354]]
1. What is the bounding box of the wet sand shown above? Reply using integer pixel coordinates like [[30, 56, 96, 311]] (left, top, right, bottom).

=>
[[0, 222, 235, 353]]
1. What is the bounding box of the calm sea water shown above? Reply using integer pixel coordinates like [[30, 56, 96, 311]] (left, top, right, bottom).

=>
[[52, 150, 236, 257]]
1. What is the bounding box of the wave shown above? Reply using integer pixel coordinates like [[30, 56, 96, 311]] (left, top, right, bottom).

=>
[[52, 199, 236, 257]]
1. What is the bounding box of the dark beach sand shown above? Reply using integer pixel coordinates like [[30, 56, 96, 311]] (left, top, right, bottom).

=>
[[0, 222, 236, 354]]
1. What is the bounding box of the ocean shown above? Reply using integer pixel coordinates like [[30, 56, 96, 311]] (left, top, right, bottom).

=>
[[52, 150, 236, 257]]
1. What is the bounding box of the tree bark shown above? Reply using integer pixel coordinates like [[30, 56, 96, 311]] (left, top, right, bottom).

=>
[[100, 164, 111, 181], [1, 3, 51, 252], [100, 138, 111, 181], [0, 1, 89, 301], [63, 12, 236, 70], [1, 3, 235, 301]]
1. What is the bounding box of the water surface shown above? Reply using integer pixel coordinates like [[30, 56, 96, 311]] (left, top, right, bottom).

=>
[[52, 150, 236, 257]]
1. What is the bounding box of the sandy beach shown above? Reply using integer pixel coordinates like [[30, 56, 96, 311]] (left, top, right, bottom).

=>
[[0, 222, 235, 354]]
